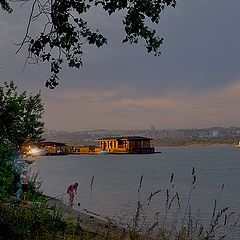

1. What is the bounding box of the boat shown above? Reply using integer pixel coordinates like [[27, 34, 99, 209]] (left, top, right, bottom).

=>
[[97, 150, 109, 155], [235, 142, 240, 147], [27, 147, 47, 156]]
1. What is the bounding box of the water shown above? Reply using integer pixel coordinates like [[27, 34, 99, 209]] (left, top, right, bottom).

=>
[[30, 145, 240, 238]]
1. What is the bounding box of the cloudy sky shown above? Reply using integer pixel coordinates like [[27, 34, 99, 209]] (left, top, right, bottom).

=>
[[1, 0, 240, 131]]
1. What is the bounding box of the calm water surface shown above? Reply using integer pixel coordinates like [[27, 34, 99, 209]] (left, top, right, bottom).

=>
[[31, 146, 240, 238]]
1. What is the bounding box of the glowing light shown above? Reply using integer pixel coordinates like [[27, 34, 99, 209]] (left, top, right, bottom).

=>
[[28, 147, 47, 156]]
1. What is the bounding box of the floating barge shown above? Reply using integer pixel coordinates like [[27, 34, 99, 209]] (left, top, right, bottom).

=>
[[96, 136, 155, 154], [38, 141, 69, 155], [70, 145, 100, 154], [29, 136, 155, 155]]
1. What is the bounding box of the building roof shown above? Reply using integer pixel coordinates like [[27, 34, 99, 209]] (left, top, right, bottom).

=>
[[39, 141, 67, 146], [96, 136, 153, 141]]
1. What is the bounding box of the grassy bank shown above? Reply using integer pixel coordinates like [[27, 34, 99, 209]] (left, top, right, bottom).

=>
[[1, 169, 239, 240]]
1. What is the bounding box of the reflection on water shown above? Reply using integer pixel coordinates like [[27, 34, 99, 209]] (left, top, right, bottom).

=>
[[31, 146, 240, 239]]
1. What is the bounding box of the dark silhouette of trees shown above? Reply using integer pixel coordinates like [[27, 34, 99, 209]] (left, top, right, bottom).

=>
[[0, 81, 44, 149], [0, 0, 176, 88]]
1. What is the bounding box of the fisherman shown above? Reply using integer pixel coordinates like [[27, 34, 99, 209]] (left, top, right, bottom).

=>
[[67, 182, 78, 208]]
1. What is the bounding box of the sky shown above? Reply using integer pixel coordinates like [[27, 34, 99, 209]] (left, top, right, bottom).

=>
[[1, 0, 240, 131]]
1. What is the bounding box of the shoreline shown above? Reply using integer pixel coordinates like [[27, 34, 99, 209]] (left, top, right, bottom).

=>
[[155, 143, 234, 147], [45, 195, 126, 238]]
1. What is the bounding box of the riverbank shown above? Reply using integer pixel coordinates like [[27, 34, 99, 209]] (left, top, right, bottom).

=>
[[0, 196, 133, 240], [46, 196, 131, 239]]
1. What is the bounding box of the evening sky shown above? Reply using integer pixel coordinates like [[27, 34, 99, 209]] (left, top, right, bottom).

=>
[[0, 0, 240, 131]]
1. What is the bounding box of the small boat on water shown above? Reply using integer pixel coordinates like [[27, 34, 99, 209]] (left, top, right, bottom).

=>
[[235, 142, 240, 147], [97, 150, 109, 155]]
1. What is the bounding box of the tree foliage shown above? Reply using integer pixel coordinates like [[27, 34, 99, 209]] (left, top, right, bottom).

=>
[[0, 0, 176, 88], [0, 144, 15, 201], [0, 81, 44, 149], [0, 0, 12, 13]]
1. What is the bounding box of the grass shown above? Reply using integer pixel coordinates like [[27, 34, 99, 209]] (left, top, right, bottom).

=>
[[0, 168, 240, 240], [122, 167, 240, 240]]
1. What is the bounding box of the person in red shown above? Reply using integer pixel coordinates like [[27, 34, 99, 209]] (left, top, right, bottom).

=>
[[67, 182, 78, 208]]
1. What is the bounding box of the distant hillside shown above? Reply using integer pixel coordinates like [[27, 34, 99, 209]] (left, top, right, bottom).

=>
[[43, 127, 240, 146]]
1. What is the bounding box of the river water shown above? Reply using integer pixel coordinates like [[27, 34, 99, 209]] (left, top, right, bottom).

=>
[[31, 145, 240, 238]]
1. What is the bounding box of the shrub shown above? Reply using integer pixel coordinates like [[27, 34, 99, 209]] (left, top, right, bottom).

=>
[[0, 143, 15, 201]]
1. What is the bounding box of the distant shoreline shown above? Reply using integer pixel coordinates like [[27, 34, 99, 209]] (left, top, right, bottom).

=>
[[155, 143, 234, 147]]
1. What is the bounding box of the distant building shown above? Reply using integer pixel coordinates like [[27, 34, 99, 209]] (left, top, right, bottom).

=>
[[96, 136, 155, 154], [38, 141, 69, 155], [212, 131, 219, 137]]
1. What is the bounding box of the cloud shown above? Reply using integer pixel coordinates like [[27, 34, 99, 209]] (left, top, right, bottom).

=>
[[1, 0, 240, 130], [43, 80, 240, 130]]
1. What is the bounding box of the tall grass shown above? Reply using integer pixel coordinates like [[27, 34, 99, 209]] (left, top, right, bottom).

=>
[[1, 167, 240, 240], [124, 167, 240, 240]]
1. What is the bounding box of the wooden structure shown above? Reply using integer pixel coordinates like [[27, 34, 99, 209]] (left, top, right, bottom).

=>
[[70, 145, 100, 154], [38, 141, 69, 155], [96, 136, 155, 154]]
